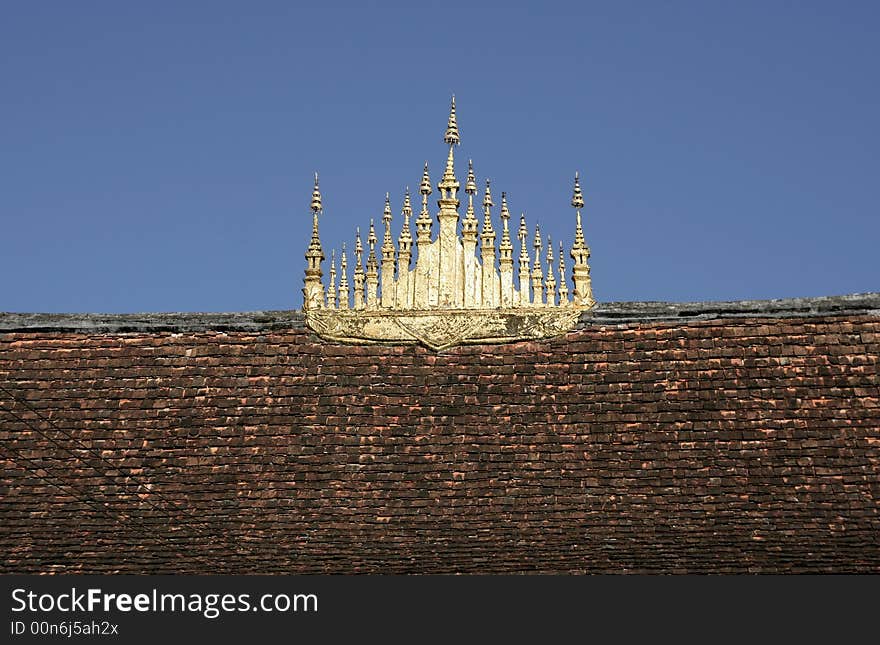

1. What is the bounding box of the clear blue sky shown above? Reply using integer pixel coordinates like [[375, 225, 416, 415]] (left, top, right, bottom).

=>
[[2, 1, 877, 313]]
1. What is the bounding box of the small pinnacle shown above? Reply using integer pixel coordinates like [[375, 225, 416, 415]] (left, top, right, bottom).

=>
[[483, 179, 493, 208]]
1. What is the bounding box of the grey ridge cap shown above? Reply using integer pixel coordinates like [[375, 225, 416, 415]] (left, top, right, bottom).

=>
[[0, 293, 878, 334], [580, 292, 880, 326]]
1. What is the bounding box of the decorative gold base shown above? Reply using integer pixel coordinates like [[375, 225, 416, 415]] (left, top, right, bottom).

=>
[[305, 306, 592, 351]]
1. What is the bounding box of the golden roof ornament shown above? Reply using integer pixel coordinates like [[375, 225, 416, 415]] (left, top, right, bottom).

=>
[[302, 98, 596, 350]]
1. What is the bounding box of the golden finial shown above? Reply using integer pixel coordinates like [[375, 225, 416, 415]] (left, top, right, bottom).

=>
[[545, 236, 556, 307], [571, 171, 585, 209], [303, 172, 325, 310], [307, 172, 324, 251], [481, 180, 495, 244], [569, 171, 593, 307], [420, 162, 432, 196], [497, 190, 514, 306], [572, 172, 587, 249], [481, 188, 495, 236], [444, 95, 460, 145], [558, 241, 568, 304], [367, 218, 378, 269], [417, 163, 433, 245], [402, 187, 412, 216], [338, 243, 349, 310], [533, 224, 543, 264], [382, 192, 394, 249], [383, 192, 392, 221], [326, 249, 337, 309], [463, 164, 478, 233], [366, 219, 379, 307], [399, 187, 413, 246], [517, 212, 531, 305], [499, 190, 510, 241], [355, 227, 363, 263], [466, 160, 477, 195], [483, 178, 494, 209], [439, 99, 460, 193], [310, 172, 323, 214], [531, 224, 544, 305]]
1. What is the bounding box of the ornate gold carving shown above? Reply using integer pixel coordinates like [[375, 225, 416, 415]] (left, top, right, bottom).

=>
[[306, 308, 582, 352], [302, 98, 596, 350]]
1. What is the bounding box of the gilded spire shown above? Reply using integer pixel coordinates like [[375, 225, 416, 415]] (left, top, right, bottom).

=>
[[380, 194, 396, 307], [398, 187, 413, 250], [366, 218, 379, 307], [463, 162, 478, 235], [303, 172, 325, 310], [498, 191, 513, 258], [307, 172, 324, 256], [481, 184, 495, 236], [479, 177, 497, 306], [466, 159, 477, 194], [533, 224, 543, 269], [569, 171, 594, 307], [482, 179, 495, 235], [532, 224, 544, 305], [310, 172, 323, 214], [439, 98, 459, 195], [382, 192, 393, 248], [499, 191, 510, 220], [518, 213, 528, 254], [367, 219, 378, 271], [355, 227, 363, 266], [571, 171, 585, 209], [338, 243, 349, 310], [420, 161, 433, 196], [417, 162, 433, 245], [572, 171, 586, 248], [326, 249, 337, 309], [396, 188, 414, 308], [444, 95, 460, 145], [558, 241, 568, 304], [517, 212, 531, 306], [353, 227, 365, 309], [545, 235, 556, 307]]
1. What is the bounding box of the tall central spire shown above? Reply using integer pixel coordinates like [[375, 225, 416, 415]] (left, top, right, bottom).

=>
[[439, 96, 460, 196], [437, 95, 461, 307]]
